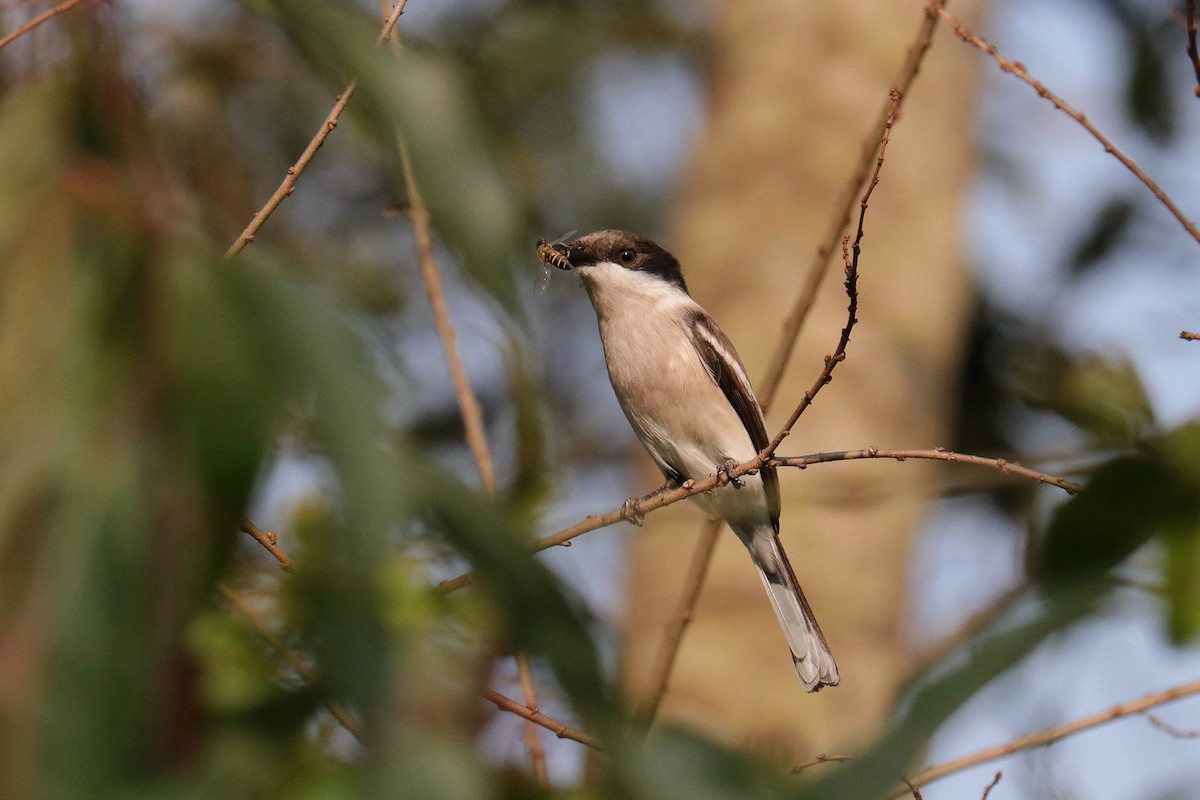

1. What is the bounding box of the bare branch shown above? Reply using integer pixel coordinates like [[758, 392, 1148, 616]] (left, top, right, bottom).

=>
[[397, 140, 497, 495], [635, 517, 723, 726], [240, 517, 295, 571], [774, 447, 1083, 495], [929, 0, 1200, 249], [980, 771, 1003, 800], [900, 678, 1200, 794], [515, 653, 549, 784], [0, 0, 90, 50], [759, 2, 946, 404], [1145, 712, 1200, 739], [224, 0, 411, 258], [481, 687, 601, 750], [792, 753, 856, 773], [760, 90, 898, 462]]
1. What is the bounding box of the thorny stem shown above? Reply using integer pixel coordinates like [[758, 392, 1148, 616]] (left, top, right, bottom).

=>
[[929, 0, 1200, 248]]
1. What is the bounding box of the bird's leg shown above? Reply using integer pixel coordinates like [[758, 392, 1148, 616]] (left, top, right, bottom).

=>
[[621, 478, 680, 527], [716, 458, 743, 489]]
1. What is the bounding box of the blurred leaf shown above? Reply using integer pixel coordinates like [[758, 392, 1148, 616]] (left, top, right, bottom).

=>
[[623, 727, 794, 800], [1034, 454, 1200, 586], [1163, 523, 1200, 642], [1011, 348, 1153, 443], [1067, 196, 1134, 274], [501, 343, 551, 521], [1126, 24, 1174, 141]]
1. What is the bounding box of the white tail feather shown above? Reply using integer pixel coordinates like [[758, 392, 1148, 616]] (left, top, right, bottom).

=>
[[746, 529, 839, 691]]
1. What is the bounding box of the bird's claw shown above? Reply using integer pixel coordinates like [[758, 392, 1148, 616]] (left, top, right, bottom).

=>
[[622, 497, 645, 527], [716, 459, 743, 488]]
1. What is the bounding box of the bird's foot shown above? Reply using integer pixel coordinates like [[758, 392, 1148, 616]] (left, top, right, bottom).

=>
[[716, 459, 743, 488]]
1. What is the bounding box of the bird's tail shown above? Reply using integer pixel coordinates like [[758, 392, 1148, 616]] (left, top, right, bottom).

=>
[[745, 527, 839, 692]]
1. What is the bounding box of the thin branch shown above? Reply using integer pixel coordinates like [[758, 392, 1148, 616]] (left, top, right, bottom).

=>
[[980, 771, 1003, 800], [759, 90, 898, 463], [758, 2, 945, 404], [1187, 0, 1200, 98], [230, 532, 590, 757], [0, 0, 90, 50], [515, 653, 549, 785], [397, 140, 497, 495], [224, 0, 410, 259], [930, 0, 1200, 248], [435, 427, 1087, 598], [1181, 330, 1200, 341], [240, 517, 295, 571], [634, 517, 724, 726], [218, 584, 366, 743], [900, 678, 1200, 794], [481, 687, 601, 750], [774, 447, 1083, 495], [902, 778, 925, 800], [1145, 711, 1200, 739], [792, 753, 856, 773]]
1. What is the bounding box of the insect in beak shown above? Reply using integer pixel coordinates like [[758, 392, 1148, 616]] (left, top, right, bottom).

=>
[[536, 238, 574, 272]]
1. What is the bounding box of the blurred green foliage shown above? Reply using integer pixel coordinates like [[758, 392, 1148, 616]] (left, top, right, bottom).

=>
[[1, 2, 1198, 799]]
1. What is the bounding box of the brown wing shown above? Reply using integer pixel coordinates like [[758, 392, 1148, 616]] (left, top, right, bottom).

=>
[[686, 310, 781, 529]]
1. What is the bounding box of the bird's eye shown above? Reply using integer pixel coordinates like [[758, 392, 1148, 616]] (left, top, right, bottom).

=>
[[617, 249, 637, 265]]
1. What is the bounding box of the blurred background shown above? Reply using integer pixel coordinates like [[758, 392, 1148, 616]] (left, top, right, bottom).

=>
[[1, 0, 1199, 798]]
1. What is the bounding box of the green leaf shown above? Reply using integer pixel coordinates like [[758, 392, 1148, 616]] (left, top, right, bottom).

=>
[[1034, 454, 1200, 587]]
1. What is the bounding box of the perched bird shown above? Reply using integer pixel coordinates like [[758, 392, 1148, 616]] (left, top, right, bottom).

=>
[[539, 229, 839, 691]]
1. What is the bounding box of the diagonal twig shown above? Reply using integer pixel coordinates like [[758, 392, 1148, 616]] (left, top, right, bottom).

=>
[[634, 517, 723, 726], [0, 0, 91, 50], [219, 583, 366, 743], [899, 678, 1200, 795], [929, 0, 1200, 248], [224, 0, 410, 259]]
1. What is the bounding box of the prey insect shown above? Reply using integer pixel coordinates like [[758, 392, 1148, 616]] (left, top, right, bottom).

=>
[[534, 229, 576, 293]]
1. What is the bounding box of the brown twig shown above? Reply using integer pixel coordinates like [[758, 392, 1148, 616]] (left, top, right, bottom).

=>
[[1181, 330, 1200, 341], [902, 778, 924, 800], [929, 0, 1200, 248], [515, 652, 549, 784], [900, 678, 1200, 794], [240, 517, 295, 571], [224, 0, 410, 259], [397, 140, 497, 495], [980, 771, 1003, 800], [232, 529, 587, 757], [218, 584, 366, 743], [1145, 711, 1200, 739], [1187, 0, 1200, 98], [758, 3, 945, 403], [435, 432, 1086, 597], [774, 448, 1083, 495], [0, 0, 90, 50], [758, 90, 897, 463], [792, 753, 856, 773], [635, 517, 724, 726], [481, 687, 601, 750]]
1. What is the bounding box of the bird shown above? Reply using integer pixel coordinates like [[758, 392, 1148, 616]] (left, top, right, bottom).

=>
[[538, 229, 839, 691]]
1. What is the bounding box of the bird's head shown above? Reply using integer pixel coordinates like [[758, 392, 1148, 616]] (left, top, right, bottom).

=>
[[536, 229, 689, 295]]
